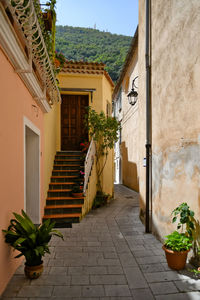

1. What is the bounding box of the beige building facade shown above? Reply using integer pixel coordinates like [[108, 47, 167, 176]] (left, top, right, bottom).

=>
[[113, 29, 139, 192], [114, 0, 200, 241], [138, 0, 200, 238]]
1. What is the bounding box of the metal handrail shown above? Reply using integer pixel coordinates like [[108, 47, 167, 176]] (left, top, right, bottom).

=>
[[83, 138, 96, 194]]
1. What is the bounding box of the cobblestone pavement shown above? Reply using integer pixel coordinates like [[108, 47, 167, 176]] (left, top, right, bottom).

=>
[[1, 184, 200, 300]]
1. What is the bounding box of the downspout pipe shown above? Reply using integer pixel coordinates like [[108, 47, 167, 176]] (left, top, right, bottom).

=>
[[145, 0, 151, 233]]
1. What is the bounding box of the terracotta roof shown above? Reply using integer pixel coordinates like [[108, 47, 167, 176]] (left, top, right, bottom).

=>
[[61, 61, 114, 87], [112, 26, 138, 100]]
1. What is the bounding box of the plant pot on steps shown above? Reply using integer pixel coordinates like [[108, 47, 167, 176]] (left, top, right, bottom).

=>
[[162, 245, 189, 270], [24, 262, 43, 279]]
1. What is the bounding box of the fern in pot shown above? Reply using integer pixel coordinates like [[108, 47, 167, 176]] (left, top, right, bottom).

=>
[[2, 210, 63, 279]]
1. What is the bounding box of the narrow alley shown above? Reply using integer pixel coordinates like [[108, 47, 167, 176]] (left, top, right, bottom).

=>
[[1, 185, 200, 300]]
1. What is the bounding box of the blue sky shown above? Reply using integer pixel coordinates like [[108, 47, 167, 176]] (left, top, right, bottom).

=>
[[55, 0, 138, 37]]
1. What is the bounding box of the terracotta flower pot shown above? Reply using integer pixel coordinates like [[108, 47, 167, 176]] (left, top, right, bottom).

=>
[[24, 262, 43, 279], [162, 245, 190, 270]]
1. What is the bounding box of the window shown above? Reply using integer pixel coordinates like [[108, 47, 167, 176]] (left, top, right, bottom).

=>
[[106, 101, 111, 117]]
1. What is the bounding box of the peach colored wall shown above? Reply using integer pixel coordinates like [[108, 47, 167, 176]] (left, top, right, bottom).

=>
[[0, 49, 45, 295]]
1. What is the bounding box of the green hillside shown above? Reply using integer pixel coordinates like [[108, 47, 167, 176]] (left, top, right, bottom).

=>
[[55, 25, 132, 83]]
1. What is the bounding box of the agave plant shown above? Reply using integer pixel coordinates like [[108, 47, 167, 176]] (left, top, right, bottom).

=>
[[2, 210, 63, 266]]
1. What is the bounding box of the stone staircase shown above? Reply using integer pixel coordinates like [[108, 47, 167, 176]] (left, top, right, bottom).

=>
[[43, 151, 84, 228]]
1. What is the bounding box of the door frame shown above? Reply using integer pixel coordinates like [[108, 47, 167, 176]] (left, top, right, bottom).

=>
[[24, 117, 40, 224], [60, 93, 89, 151]]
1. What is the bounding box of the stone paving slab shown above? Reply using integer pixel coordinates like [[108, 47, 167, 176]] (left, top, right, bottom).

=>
[[1, 184, 200, 299]]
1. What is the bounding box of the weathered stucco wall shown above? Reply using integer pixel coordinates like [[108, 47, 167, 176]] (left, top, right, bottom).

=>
[[121, 53, 139, 192], [151, 0, 200, 238], [138, 0, 146, 215], [139, 0, 200, 238]]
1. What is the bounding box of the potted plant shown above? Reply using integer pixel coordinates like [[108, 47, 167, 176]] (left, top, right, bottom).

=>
[[171, 202, 200, 267], [71, 185, 83, 198], [2, 210, 63, 279], [163, 231, 192, 270], [54, 51, 66, 69], [80, 141, 89, 153]]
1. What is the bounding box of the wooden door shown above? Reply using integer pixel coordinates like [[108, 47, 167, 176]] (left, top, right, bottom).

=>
[[61, 95, 88, 150]]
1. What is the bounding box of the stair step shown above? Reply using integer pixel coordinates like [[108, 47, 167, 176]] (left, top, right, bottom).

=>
[[51, 176, 78, 179], [46, 197, 84, 205], [45, 204, 82, 209], [50, 182, 76, 185], [54, 164, 81, 167], [53, 166, 82, 171], [47, 196, 84, 200], [57, 151, 81, 154], [43, 213, 81, 219], [55, 159, 81, 162], [55, 154, 80, 157], [48, 189, 72, 192], [44, 149, 85, 227], [44, 204, 82, 215], [52, 170, 80, 173]]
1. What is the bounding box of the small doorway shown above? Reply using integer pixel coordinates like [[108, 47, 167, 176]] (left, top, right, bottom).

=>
[[61, 94, 89, 150], [25, 122, 40, 224]]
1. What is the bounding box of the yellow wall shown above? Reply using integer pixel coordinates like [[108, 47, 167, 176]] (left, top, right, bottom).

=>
[[58, 73, 103, 112], [56, 71, 114, 202], [102, 75, 114, 196], [44, 102, 60, 201]]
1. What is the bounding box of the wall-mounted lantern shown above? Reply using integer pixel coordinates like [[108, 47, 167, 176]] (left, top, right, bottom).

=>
[[127, 76, 138, 105]]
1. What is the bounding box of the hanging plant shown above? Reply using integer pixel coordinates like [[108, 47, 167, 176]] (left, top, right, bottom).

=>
[[54, 51, 66, 73]]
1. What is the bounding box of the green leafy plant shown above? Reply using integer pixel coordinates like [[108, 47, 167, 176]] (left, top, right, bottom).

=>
[[86, 106, 120, 194], [2, 210, 63, 266], [164, 231, 192, 252], [54, 51, 66, 71], [92, 191, 109, 209], [172, 202, 195, 235], [172, 202, 200, 260]]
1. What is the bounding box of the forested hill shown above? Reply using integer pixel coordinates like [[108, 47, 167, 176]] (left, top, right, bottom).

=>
[[55, 25, 132, 83]]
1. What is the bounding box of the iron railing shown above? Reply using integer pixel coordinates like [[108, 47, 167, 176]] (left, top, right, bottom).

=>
[[83, 138, 95, 195], [5, 0, 60, 105]]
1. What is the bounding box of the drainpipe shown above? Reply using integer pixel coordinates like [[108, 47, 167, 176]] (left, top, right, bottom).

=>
[[145, 0, 152, 233]]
